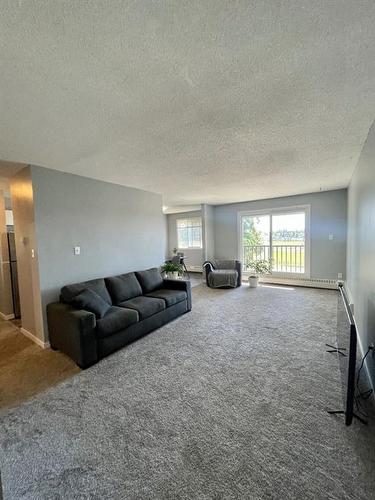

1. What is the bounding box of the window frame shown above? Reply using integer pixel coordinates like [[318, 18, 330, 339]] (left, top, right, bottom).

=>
[[176, 217, 203, 249], [237, 204, 311, 278]]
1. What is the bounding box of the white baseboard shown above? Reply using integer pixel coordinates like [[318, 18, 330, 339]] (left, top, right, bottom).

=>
[[0, 311, 15, 320], [20, 327, 50, 349]]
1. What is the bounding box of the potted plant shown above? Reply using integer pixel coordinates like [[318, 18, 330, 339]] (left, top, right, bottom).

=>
[[161, 262, 183, 279], [247, 260, 271, 288], [172, 247, 178, 255]]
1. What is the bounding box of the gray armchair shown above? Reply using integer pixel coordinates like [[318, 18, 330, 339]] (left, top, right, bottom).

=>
[[203, 260, 242, 288]]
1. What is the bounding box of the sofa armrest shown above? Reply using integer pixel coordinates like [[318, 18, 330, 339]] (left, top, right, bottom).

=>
[[47, 302, 98, 369], [162, 279, 192, 311], [235, 260, 242, 287], [203, 262, 214, 287]]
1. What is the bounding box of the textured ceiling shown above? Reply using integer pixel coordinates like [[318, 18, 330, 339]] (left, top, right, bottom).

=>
[[1, 1, 375, 207]]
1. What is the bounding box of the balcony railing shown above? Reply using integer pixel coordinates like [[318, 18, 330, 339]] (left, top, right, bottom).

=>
[[243, 245, 305, 273]]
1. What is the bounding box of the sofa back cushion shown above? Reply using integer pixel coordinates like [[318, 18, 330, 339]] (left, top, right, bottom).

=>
[[61, 278, 112, 305], [212, 259, 237, 270], [135, 268, 163, 294], [105, 272, 143, 304], [71, 289, 111, 319]]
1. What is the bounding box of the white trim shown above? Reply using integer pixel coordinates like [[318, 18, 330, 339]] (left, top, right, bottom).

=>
[[163, 204, 201, 214], [20, 327, 50, 349], [176, 216, 203, 250], [237, 204, 311, 279], [0, 311, 15, 320]]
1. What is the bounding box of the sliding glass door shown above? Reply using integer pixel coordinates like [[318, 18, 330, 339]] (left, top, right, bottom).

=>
[[239, 206, 310, 277]]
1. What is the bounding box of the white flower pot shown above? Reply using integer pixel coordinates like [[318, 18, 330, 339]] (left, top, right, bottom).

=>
[[249, 276, 259, 288], [172, 271, 179, 279]]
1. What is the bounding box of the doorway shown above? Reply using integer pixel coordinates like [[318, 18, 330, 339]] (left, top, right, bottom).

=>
[[238, 205, 311, 278]]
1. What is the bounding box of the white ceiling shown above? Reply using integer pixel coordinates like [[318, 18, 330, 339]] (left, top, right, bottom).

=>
[[1, 1, 375, 207]]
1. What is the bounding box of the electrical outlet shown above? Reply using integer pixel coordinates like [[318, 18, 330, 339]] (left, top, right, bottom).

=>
[[338, 273, 343, 279], [74, 246, 81, 256]]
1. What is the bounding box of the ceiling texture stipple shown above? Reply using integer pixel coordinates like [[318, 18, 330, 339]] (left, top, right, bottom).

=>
[[1, 1, 375, 207]]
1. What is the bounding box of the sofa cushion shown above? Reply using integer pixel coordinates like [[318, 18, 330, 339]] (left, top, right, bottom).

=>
[[96, 306, 139, 338], [71, 289, 111, 319], [105, 272, 143, 304], [61, 278, 112, 305], [135, 268, 163, 294], [146, 289, 187, 307], [118, 296, 165, 320]]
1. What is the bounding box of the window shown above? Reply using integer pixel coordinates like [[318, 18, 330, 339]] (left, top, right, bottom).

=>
[[177, 217, 202, 249], [239, 205, 310, 277]]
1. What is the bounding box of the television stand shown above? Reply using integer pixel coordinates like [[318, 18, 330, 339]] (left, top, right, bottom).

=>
[[325, 343, 347, 356], [327, 410, 368, 425]]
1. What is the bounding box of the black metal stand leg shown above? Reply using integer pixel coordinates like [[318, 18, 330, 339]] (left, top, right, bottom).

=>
[[325, 343, 347, 356], [327, 410, 368, 425]]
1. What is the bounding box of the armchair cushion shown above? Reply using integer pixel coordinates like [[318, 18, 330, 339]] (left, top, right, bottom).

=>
[[208, 269, 238, 288]]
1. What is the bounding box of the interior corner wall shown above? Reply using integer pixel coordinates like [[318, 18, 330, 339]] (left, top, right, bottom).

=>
[[201, 204, 215, 261], [30, 166, 166, 338], [10, 167, 45, 341], [213, 189, 347, 280], [347, 121, 375, 390], [166, 210, 203, 270]]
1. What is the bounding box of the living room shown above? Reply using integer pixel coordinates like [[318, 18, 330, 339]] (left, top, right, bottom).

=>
[[1, 2, 375, 499]]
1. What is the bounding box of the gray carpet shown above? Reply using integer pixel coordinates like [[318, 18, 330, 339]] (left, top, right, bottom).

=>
[[1, 284, 374, 499]]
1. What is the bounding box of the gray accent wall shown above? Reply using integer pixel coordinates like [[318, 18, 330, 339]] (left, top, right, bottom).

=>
[[213, 189, 347, 280], [347, 121, 375, 389], [166, 210, 203, 269], [31, 166, 166, 339]]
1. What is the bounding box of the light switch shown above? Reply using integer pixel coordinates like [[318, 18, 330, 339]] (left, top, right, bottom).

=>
[[74, 246, 81, 255], [329, 234, 334, 240], [31, 249, 35, 258]]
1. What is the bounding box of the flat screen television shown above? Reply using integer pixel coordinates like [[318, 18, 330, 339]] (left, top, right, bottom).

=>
[[334, 282, 358, 426]]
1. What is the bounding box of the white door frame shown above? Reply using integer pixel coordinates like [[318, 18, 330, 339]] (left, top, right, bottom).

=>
[[237, 204, 311, 279]]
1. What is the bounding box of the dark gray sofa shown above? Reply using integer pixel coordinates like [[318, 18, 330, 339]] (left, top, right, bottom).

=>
[[47, 268, 191, 369]]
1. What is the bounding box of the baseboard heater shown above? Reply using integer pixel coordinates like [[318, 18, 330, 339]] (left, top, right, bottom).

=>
[[187, 265, 203, 273], [246, 276, 338, 290]]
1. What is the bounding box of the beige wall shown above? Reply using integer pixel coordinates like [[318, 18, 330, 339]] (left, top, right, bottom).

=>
[[10, 167, 44, 342], [0, 190, 14, 317]]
